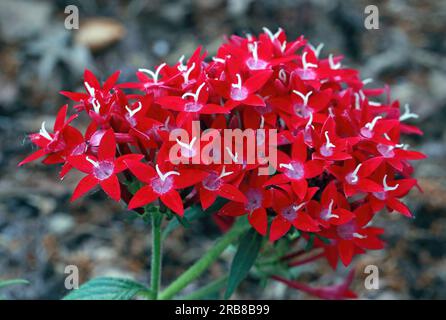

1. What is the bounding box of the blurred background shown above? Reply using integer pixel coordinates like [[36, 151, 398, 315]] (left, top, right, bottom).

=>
[[0, 0, 445, 299]]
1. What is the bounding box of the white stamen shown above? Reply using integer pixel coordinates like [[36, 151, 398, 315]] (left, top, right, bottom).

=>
[[383, 175, 399, 192], [309, 43, 324, 58], [39, 121, 52, 140], [302, 51, 318, 69], [365, 116, 382, 131], [368, 101, 381, 107], [262, 27, 275, 41], [177, 55, 187, 72], [350, 163, 362, 184], [399, 104, 419, 121], [260, 116, 265, 129], [219, 166, 233, 179], [92, 98, 101, 114], [212, 57, 226, 64], [155, 164, 180, 182], [362, 78, 373, 85], [324, 131, 336, 149], [359, 90, 366, 100], [182, 63, 196, 83], [325, 199, 339, 219], [278, 69, 287, 82], [280, 40, 287, 52], [250, 41, 259, 62], [384, 133, 392, 141], [279, 163, 294, 171], [353, 233, 366, 239], [292, 202, 306, 212], [164, 116, 170, 128], [232, 74, 243, 90], [84, 82, 95, 97], [176, 136, 197, 151], [354, 93, 361, 110], [125, 102, 142, 118], [329, 54, 341, 69], [181, 82, 206, 102], [292, 90, 313, 106], [138, 63, 166, 84], [86, 156, 99, 168], [225, 147, 239, 163], [328, 107, 334, 117], [306, 111, 314, 129]]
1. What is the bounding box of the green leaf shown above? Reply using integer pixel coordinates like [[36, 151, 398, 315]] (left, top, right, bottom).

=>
[[63, 277, 149, 300], [0, 279, 29, 289], [225, 229, 263, 299], [305, 233, 315, 251]]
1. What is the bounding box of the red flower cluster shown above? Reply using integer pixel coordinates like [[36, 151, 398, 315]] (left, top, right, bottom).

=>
[[20, 28, 425, 269]]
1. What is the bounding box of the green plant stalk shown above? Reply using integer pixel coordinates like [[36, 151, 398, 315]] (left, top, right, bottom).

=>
[[158, 225, 246, 300], [150, 210, 162, 299], [180, 276, 228, 300]]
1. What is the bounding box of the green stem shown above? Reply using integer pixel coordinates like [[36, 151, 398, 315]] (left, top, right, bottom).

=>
[[158, 225, 246, 300], [180, 276, 228, 300], [150, 210, 162, 299]]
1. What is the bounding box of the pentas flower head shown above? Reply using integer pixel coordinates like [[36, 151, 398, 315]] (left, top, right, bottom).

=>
[[20, 28, 426, 299]]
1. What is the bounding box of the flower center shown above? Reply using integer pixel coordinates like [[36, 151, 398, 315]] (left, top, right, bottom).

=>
[[202, 171, 223, 191], [245, 189, 263, 212], [151, 176, 174, 195], [281, 161, 305, 180], [92, 160, 115, 181], [377, 144, 395, 158], [246, 57, 268, 70], [184, 102, 203, 112], [230, 74, 249, 101], [282, 205, 297, 222], [372, 191, 386, 200], [230, 87, 248, 101]]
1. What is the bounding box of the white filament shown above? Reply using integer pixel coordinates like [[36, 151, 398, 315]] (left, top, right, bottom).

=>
[[350, 163, 363, 184], [39, 121, 52, 140], [279, 163, 294, 171], [365, 116, 382, 131], [302, 51, 318, 69], [125, 102, 142, 118], [138, 63, 166, 84], [176, 136, 197, 151], [278, 69, 287, 82], [155, 164, 180, 182], [309, 43, 324, 58], [328, 54, 341, 69], [225, 147, 239, 163], [292, 90, 313, 106], [292, 202, 306, 212], [324, 131, 336, 149], [182, 63, 195, 83], [182, 82, 206, 102], [399, 104, 419, 121], [232, 74, 243, 90], [325, 199, 339, 219], [92, 98, 101, 114], [84, 82, 95, 97], [212, 57, 226, 64], [86, 156, 99, 168], [218, 166, 233, 179], [383, 175, 399, 192]]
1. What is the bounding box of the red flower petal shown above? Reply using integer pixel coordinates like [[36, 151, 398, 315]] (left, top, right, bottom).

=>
[[128, 186, 158, 209], [100, 175, 121, 202], [71, 175, 98, 202], [160, 190, 184, 216]]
